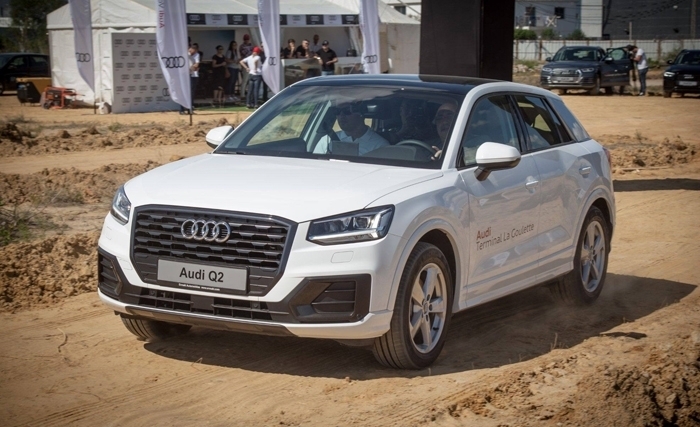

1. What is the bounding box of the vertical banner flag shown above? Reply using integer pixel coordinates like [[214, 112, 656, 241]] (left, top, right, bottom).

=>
[[258, 0, 281, 94], [155, 0, 190, 110], [359, 0, 381, 74], [69, 0, 95, 93]]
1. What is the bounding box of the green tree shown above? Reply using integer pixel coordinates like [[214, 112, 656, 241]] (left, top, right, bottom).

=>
[[566, 29, 587, 41], [540, 28, 559, 40], [8, 0, 66, 53], [514, 29, 537, 40]]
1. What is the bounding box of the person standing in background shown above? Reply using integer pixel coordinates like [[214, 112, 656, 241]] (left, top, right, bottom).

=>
[[211, 45, 227, 107], [180, 45, 200, 115], [225, 40, 241, 102], [315, 40, 338, 76], [627, 44, 648, 96], [239, 34, 253, 99], [295, 39, 311, 59], [310, 34, 321, 53], [240, 46, 262, 109], [282, 39, 297, 59]]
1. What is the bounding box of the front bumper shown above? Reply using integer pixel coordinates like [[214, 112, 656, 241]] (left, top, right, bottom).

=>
[[664, 77, 700, 93], [98, 213, 400, 340], [540, 75, 597, 90]]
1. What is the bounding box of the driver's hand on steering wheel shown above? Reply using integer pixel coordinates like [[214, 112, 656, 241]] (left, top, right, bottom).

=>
[[431, 146, 443, 160]]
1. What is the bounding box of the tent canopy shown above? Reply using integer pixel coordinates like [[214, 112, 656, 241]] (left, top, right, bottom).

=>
[[47, 0, 417, 29]]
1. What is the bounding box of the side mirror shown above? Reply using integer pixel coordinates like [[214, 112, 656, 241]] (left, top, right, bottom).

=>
[[474, 142, 521, 181], [604, 56, 613, 63], [667, 60, 673, 65], [205, 125, 234, 149], [545, 57, 552, 62]]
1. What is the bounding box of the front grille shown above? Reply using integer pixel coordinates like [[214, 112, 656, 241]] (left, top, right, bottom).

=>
[[131, 206, 296, 296], [553, 69, 577, 75], [124, 287, 288, 321]]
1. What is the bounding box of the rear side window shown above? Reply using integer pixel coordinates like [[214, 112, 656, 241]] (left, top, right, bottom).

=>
[[460, 95, 519, 166], [548, 98, 591, 142], [514, 95, 562, 150]]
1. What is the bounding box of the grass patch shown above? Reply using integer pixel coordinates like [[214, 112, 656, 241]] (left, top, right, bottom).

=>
[[0, 200, 55, 246]]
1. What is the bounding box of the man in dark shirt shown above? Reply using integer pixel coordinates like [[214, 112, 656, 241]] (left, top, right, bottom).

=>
[[315, 40, 338, 76], [295, 39, 311, 59]]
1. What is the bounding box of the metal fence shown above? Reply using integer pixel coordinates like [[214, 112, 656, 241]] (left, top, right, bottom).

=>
[[514, 39, 700, 62]]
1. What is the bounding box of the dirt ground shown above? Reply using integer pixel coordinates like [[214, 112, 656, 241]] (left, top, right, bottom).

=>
[[0, 83, 699, 427]]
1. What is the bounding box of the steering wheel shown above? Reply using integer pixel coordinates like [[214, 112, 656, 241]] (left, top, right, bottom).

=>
[[396, 139, 435, 153]]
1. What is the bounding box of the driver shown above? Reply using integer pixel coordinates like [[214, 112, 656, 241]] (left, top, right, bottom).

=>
[[313, 102, 389, 155]]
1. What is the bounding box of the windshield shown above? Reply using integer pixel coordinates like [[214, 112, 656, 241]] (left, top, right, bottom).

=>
[[675, 51, 700, 65], [215, 84, 464, 169], [0, 54, 12, 69], [553, 47, 599, 62]]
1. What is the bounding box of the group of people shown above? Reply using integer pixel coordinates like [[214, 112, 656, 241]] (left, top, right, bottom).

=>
[[281, 34, 338, 77], [180, 33, 341, 114]]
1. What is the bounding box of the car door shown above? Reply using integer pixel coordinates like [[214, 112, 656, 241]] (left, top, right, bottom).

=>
[[4, 55, 29, 90], [604, 48, 632, 86], [596, 48, 617, 86], [512, 94, 591, 277], [457, 94, 542, 304]]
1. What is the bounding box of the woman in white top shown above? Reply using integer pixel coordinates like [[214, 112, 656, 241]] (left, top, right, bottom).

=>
[[240, 46, 262, 108]]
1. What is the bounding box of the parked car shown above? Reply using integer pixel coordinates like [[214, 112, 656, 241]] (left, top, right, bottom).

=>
[[540, 46, 631, 95], [0, 53, 51, 95], [98, 75, 615, 369], [663, 49, 700, 98]]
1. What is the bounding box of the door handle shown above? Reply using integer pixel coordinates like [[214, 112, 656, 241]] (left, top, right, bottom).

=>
[[579, 166, 592, 176], [525, 180, 539, 189]]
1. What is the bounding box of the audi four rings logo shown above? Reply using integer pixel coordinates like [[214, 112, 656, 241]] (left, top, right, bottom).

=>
[[267, 57, 278, 66], [364, 55, 378, 64], [75, 53, 91, 63], [181, 219, 231, 243], [162, 88, 170, 97], [161, 56, 186, 68]]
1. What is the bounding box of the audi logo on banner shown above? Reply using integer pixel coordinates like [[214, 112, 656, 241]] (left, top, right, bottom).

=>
[[75, 53, 92, 63], [267, 56, 278, 66], [181, 219, 232, 243], [162, 88, 170, 97], [161, 56, 186, 69], [364, 55, 378, 64]]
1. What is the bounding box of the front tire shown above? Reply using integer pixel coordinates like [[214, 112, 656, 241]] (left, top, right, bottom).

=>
[[373, 243, 453, 369], [589, 76, 601, 96], [551, 207, 610, 305], [120, 315, 192, 342], [663, 91, 672, 98]]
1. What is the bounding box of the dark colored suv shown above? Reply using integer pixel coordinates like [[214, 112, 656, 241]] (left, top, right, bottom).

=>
[[540, 46, 631, 95], [0, 53, 51, 95], [663, 49, 700, 98]]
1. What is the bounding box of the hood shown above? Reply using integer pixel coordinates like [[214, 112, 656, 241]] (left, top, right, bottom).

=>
[[665, 64, 700, 74], [124, 153, 442, 223]]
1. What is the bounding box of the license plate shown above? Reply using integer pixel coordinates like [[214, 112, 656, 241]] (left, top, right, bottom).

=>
[[554, 77, 575, 82], [678, 81, 697, 86], [157, 259, 247, 293]]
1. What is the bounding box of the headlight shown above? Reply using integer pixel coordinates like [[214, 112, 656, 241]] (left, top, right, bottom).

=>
[[579, 68, 595, 73], [663, 71, 676, 78], [307, 206, 394, 245], [110, 185, 131, 225], [542, 67, 552, 72]]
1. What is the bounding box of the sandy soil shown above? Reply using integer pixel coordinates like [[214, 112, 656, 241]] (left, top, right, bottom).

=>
[[0, 87, 699, 427]]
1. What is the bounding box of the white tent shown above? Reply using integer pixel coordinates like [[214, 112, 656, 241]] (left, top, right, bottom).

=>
[[47, 0, 420, 106]]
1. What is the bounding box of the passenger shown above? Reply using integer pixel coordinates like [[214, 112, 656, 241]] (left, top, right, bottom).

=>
[[429, 101, 459, 159], [314, 102, 389, 155]]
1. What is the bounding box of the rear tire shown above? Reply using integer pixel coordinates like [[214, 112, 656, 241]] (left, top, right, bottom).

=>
[[551, 207, 610, 305], [373, 243, 453, 369], [663, 91, 672, 98], [120, 315, 192, 341]]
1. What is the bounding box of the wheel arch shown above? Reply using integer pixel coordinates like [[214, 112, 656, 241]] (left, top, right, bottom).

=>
[[384, 220, 464, 314], [590, 196, 614, 241]]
